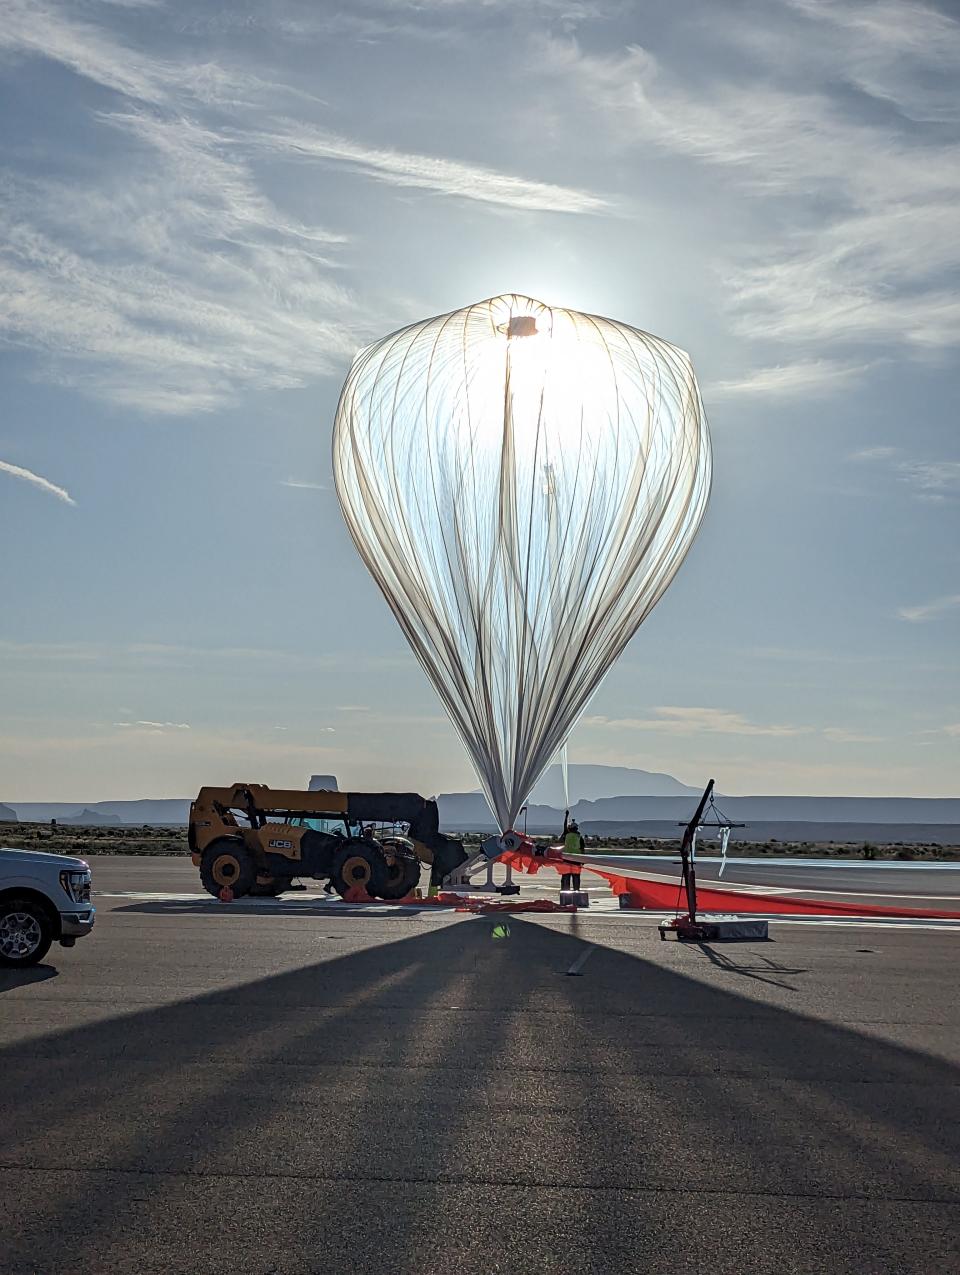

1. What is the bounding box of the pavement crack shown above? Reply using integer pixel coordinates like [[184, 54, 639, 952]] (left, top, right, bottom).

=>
[[0, 1164, 956, 1207]]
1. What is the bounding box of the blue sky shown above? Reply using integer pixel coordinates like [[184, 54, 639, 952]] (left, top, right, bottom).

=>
[[1, 0, 958, 802]]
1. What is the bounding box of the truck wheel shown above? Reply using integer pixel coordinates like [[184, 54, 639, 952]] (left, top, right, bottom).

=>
[[0, 899, 54, 967], [199, 840, 257, 898], [375, 855, 421, 900], [331, 842, 389, 899]]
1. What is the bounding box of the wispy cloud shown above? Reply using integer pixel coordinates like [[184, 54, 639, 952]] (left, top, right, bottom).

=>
[[0, 638, 411, 671], [0, 2, 610, 414], [585, 706, 884, 743], [584, 707, 812, 738], [783, 0, 960, 122], [822, 727, 884, 745], [851, 447, 960, 501], [0, 0, 168, 102], [254, 123, 609, 214], [189, 0, 623, 45], [0, 113, 359, 413], [113, 720, 191, 732], [896, 460, 960, 498], [280, 478, 330, 491], [535, 5, 960, 361], [708, 359, 869, 401], [1, 0, 308, 107], [898, 594, 960, 623], [0, 459, 76, 505], [850, 446, 898, 462], [0, 4, 365, 413]]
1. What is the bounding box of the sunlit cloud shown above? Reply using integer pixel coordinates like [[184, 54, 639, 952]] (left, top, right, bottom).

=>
[[534, 5, 960, 359], [253, 122, 610, 214]]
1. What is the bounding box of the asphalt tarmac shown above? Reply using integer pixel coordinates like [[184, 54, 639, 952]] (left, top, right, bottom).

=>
[[0, 855, 958, 1274], [74, 848, 960, 906]]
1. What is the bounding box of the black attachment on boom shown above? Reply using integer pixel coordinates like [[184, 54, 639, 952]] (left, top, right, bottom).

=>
[[680, 778, 715, 925]]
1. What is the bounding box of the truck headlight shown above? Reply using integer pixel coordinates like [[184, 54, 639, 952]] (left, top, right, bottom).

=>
[[60, 869, 92, 903]]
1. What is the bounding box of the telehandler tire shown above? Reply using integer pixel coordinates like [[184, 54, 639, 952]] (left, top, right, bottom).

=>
[[331, 842, 389, 899], [199, 840, 257, 898], [376, 855, 421, 900]]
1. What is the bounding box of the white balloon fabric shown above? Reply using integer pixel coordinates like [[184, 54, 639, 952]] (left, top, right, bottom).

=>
[[333, 294, 712, 831]]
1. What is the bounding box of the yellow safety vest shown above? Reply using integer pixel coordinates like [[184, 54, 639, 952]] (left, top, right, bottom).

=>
[[564, 830, 582, 855]]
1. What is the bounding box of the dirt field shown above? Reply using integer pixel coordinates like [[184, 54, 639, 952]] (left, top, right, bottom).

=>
[[2, 821, 957, 861]]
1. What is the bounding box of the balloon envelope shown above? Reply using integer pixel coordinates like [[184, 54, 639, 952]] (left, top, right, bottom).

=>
[[333, 294, 711, 830]]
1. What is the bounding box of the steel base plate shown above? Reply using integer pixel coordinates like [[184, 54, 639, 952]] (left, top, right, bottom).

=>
[[659, 914, 769, 942], [559, 890, 590, 908]]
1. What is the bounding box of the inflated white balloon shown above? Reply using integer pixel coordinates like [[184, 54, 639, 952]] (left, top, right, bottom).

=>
[[333, 294, 712, 830]]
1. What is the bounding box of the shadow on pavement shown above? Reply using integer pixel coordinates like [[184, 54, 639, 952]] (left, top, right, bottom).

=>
[[0, 964, 58, 993], [693, 943, 808, 990], [110, 898, 437, 919], [0, 918, 957, 1274]]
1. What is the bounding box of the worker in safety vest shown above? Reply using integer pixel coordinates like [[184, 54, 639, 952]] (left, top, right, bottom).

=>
[[427, 862, 444, 898], [561, 816, 584, 891]]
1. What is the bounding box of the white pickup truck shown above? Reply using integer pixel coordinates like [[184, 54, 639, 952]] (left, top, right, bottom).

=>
[[0, 847, 95, 967]]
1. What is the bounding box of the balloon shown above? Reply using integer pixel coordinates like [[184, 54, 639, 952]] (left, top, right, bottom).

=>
[[333, 294, 711, 831]]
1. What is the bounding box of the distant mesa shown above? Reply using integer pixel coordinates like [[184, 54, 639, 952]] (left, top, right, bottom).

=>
[[61, 808, 121, 825], [529, 763, 699, 804], [0, 802, 16, 822], [308, 775, 339, 792], [58, 805, 121, 826]]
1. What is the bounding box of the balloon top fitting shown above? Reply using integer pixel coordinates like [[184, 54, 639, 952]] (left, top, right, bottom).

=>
[[488, 292, 552, 339], [506, 314, 538, 338]]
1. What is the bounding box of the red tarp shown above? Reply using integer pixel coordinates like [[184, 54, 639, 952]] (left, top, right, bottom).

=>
[[500, 848, 960, 920]]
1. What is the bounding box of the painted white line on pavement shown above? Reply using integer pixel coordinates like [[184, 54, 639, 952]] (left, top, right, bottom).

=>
[[577, 868, 793, 895], [93, 892, 960, 932], [577, 855, 960, 871], [95, 891, 210, 900], [95, 891, 446, 916], [581, 911, 960, 933], [566, 946, 595, 976], [565, 868, 960, 902]]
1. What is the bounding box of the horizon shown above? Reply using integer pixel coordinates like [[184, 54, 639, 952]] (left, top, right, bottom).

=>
[[1, 0, 958, 802], [6, 763, 960, 808]]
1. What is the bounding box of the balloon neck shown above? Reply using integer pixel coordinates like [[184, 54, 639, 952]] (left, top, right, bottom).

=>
[[481, 828, 532, 860]]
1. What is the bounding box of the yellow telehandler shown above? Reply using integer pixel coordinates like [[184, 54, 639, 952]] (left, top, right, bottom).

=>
[[188, 783, 467, 900]]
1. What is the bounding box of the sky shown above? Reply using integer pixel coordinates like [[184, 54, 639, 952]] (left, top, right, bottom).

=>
[[0, 0, 958, 802]]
